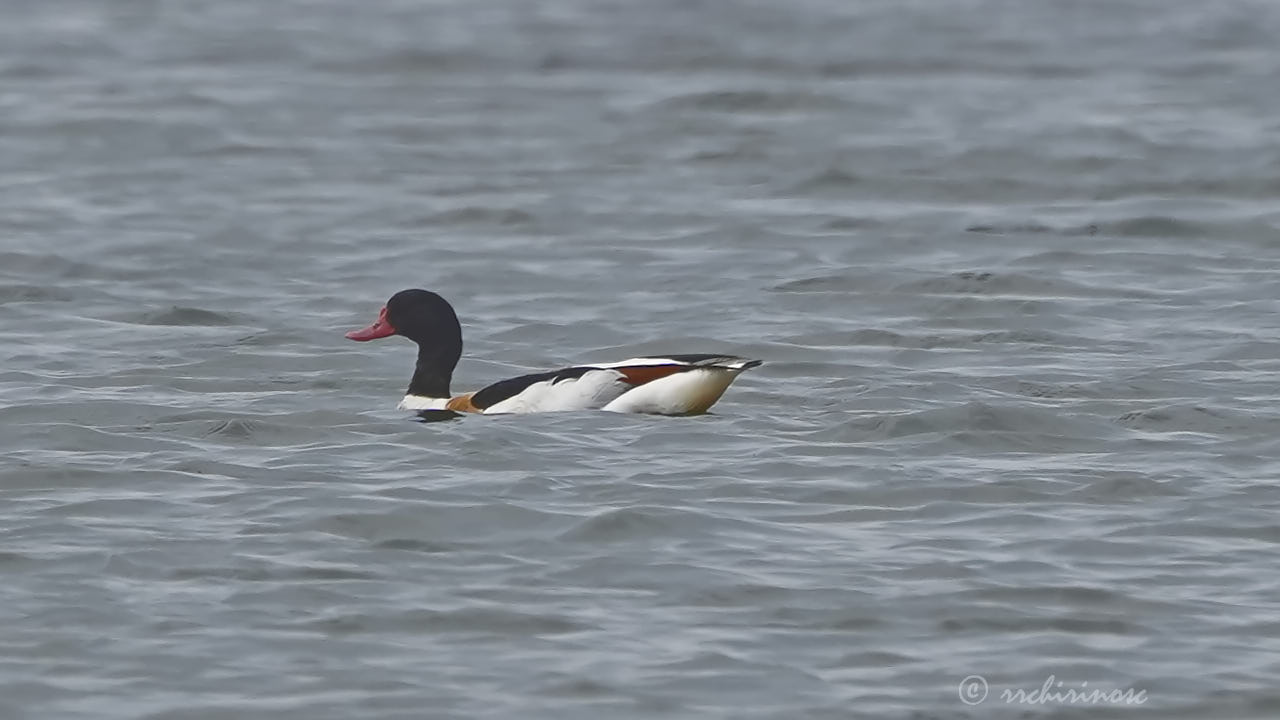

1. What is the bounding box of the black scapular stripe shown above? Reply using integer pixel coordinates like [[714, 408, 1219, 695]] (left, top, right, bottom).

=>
[[469, 366, 598, 410]]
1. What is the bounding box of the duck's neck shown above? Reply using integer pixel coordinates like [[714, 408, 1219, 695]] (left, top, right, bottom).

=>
[[406, 343, 459, 399]]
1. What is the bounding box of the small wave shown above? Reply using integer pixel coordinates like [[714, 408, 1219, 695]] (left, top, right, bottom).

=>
[[1107, 216, 1206, 238], [371, 538, 459, 553], [898, 270, 1156, 299], [820, 401, 1116, 446], [786, 166, 864, 193], [314, 48, 480, 75], [133, 306, 238, 326], [156, 412, 339, 447], [820, 216, 878, 230], [844, 329, 933, 348], [685, 141, 770, 163], [937, 614, 1139, 634], [1115, 404, 1276, 434], [172, 564, 378, 583], [674, 582, 798, 608], [967, 329, 1091, 347], [302, 607, 588, 636], [659, 89, 843, 113], [559, 505, 717, 543], [772, 273, 881, 293], [204, 418, 259, 439], [430, 207, 535, 226], [965, 221, 1059, 235], [0, 251, 99, 279], [1209, 340, 1280, 362], [1067, 472, 1183, 502], [537, 676, 623, 698], [1015, 380, 1096, 399], [0, 551, 32, 565], [0, 284, 75, 303]]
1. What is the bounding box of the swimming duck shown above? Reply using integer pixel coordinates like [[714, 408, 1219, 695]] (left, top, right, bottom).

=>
[[346, 289, 761, 415]]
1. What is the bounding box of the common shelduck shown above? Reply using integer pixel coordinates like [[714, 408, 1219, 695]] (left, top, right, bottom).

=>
[[346, 289, 761, 415]]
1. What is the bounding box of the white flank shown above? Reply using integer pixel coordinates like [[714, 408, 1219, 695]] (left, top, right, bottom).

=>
[[602, 368, 738, 415], [398, 394, 449, 410], [482, 369, 630, 414]]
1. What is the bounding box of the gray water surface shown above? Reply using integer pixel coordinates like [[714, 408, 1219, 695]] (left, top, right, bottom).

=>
[[3, 1, 1280, 718]]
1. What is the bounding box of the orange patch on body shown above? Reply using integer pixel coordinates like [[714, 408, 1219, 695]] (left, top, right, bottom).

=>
[[445, 393, 480, 413], [615, 364, 690, 386]]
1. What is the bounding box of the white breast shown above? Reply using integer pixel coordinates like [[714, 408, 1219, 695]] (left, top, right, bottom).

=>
[[398, 395, 449, 410]]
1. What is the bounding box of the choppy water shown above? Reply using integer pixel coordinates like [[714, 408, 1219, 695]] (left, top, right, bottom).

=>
[[3, 1, 1280, 718]]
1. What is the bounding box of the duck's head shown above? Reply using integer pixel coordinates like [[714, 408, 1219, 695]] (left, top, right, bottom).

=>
[[345, 289, 461, 347]]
